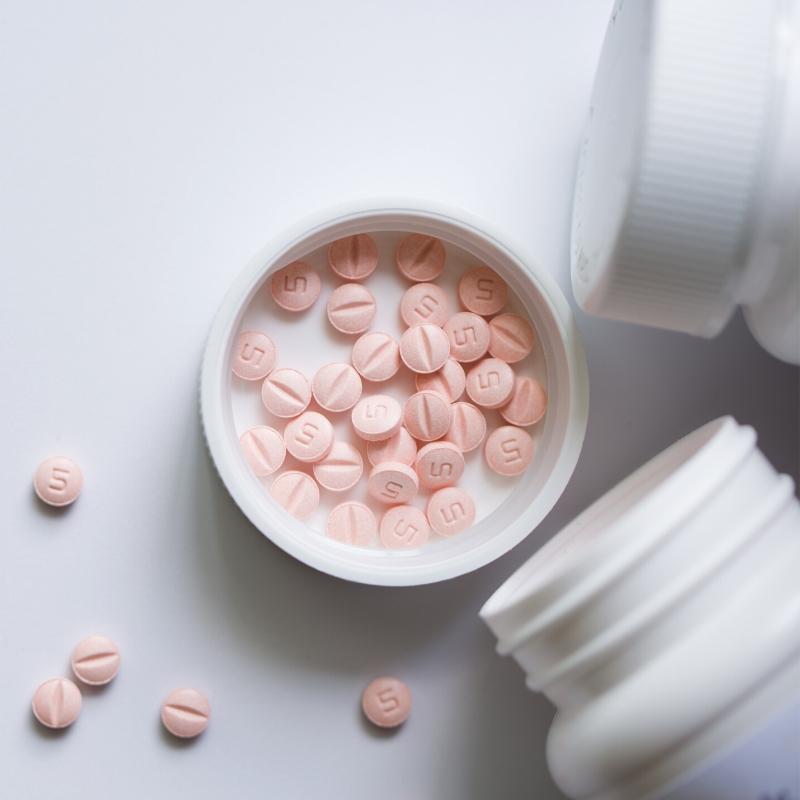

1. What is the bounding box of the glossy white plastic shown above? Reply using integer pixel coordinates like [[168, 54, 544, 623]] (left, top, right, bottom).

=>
[[481, 417, 800, 799], [571, 0, 800, 364]]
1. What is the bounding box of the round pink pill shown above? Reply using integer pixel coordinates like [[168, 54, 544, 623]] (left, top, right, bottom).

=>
[[400, 282, 450, 327], [327, 502, 378, 547], [379, 505, 430, 549], [458, 266, 508, 316], [362, 676, 412, 728], [283, 411, 334, 462], [485, 425, 535, 476], [445, 402, 487, 453], [415, 358, 466, 403], [32, 677, 82, 730], [351, 331, 401, 382], [312, 363, 362, 412], [500, 376, 548, 427], [327, 283, 377, 335], [399, 324, 450, 374], [328, 233, 378, 281], [367, 461, 419, 505], [313, 441, 364, 492], [403, 390, 452, 442], [489, 313, 535, 363], [161, 688, 210, 739], [351, 395, 403, 442], [71, 634, 121, 686], [366, 427, 417, 467], [395, 234, 446, 282], [270, 261, 321, 312], [444, 312, 491, 363], [426, 487, 476, 537], [261, 368, 312, 418], [270, 470, 320, 519], [414, 441, 464, 490], [239, 426, 286, 477], [33, 456, 83, 507], [465, 358, 515, 409], [231, 330, 276, 381]]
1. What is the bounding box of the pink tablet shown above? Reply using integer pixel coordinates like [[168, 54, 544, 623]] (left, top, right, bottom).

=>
[[484, 426, 534, 476], [271, 261, 321, 311], [395, 234, 445, 282], [328, 234, 379, 281], [399, 324, 450, 374], [458, 266, 508, 316], [232, 330, 276, 381], [351, 395, 403, 442], [351, 331, 401, 382], [400, 283, 450, 327]]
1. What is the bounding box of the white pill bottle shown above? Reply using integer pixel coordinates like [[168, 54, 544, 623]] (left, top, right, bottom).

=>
[[482, 1, 800, 797], [482, 417, 800, 800], [571, 0, 800, 364]]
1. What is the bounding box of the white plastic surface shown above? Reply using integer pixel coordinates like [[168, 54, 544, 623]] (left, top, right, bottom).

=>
[[482, 417, 800, 800], [571, 0, 800, 362], [202, 204, 589, 586]]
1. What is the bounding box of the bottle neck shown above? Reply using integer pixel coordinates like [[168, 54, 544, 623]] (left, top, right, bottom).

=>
[[481, 417, 800, 799]]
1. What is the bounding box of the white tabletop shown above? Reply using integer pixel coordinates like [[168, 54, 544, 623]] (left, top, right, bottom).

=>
[[1, 1, 798, 798]]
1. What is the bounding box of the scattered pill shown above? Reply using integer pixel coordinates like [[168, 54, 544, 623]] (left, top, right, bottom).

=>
[[351, 331, 401, 382], [415, 358, 466, 402], [232, 330, 276, 380], [270, 471, 320, 519], [485, 425, 535, 476], [327, 283, 377, 334], [283, 411, 334, 462], [33, 456, 83, 508], [426, 487, 476, 536], [32, 677, 82, 730], [458, 266, 507, 316], [414, 441, 464, 490], [367, 461, 419, 504], [366, 427, 418, 467], [395, 234, 445, 282], [362, 676, 412, 728], [403, 390, 452, 442], [328, 234, 379, 281], [327, 502, 378, 547], [379, 505, 430, 549], [312, 363, 362, 412], [261, 368, 312, 418], [351, 395, 403, 442], [239, 426, 286, 477], [465, 358, 515, 409], [313, 441, 364, 492], [399, 324, 450, 374], [71, 634, 121, 686], [488, 313, 535, 363], [400, 283, 450, 327], [500, 376, 548, 427], [161, 687, 210, 739], [270, 261, 321, 311], [445, 402, 487, 453], [444, 311, 491, 363]]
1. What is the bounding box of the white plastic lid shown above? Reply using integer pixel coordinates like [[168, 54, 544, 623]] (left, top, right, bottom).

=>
[[201, 201, 589, 586], [571, 0, 800, 342]]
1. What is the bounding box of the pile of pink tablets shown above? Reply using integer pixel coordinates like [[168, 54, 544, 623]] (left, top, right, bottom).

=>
[[232, 233, 547, 550]]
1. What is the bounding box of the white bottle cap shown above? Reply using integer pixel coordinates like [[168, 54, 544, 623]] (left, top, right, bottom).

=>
[[571, 0, 800, 343]]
